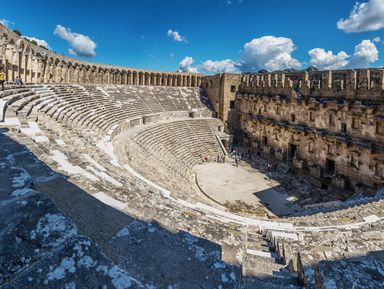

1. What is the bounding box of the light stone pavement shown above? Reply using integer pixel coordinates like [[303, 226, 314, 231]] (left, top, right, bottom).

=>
[[195, 160, 301, 216]]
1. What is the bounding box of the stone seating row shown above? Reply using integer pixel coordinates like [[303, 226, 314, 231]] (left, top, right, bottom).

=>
[[132, 119, 224, 170], [0, 84, 211, 141]]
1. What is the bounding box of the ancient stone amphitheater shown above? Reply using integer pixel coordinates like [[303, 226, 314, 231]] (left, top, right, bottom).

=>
[[1, 24, 384, 289]]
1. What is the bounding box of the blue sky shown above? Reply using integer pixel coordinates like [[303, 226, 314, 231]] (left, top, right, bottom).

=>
[[2, 0, 384, 73]]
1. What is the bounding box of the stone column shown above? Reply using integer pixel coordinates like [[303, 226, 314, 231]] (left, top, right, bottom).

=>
[[43, 59, 51, 83], [122, 71, 127, 85], [11, 47, 18, 82], [29, 55, 35, 83], [144, 72, 149, 85], [161, 74, 166, 86], [127, 71, 132, 85], [62, 64, 69, 83], [197, 76, 202, 87], [16, 47, 24, 81], [22, 52, 28, 83], [0, 40, 6, 72], [55, 63, 63, 83], [49, 61, 56, 83], [32, 57, 38, 83], [94, 69, 99, 84], [73, 66, 80, 83]]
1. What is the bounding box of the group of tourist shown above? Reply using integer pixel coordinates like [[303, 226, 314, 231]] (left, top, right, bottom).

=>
[[228, 147, 279, 180], [0, 69, 24, 91], [267, 161, 278, 180], [229, 149, 241, 167], [15, 76, 24, 86], [228, 148, 254, 167]]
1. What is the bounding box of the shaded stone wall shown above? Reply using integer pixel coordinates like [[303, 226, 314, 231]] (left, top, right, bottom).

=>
[[0, 24, 203, 87], [235, 71, 384, 193], [202, 73, 241, 125]]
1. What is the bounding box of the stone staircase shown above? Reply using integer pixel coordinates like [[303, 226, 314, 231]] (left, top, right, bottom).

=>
[[241, 230, 301, 288]]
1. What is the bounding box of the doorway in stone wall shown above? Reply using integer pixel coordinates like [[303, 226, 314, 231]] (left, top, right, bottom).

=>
[[325, 158, 335, 175], [288, 143, 297, 160], [262, 136, 268, 146], [270, 147, 275, 158]]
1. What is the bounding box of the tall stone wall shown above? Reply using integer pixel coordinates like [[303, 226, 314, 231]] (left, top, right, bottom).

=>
[[0, 24, 203, 87], [234, 70, 384, 193]]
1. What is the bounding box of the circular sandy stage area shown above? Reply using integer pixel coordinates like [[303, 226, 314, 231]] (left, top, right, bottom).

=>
[[194, 160, 300, 216]]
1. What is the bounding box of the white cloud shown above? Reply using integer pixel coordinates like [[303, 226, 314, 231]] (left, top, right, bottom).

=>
[[337, 0, 384, 33], [240, 36, 301, 71], [373, 36, 381, 43], [201, 59, 240, 73], [348, 39, 379, 67], [0, 19, 13, 27], [177, 56, 198, 73], [167, 29, 187, 42], [54, 25, 96, 57], [177, 37, 379, 74], [23, 36, 50, 49], [308, 48, 350, 70], [308, 40, 378, 69], [179, 36, 301, 74]]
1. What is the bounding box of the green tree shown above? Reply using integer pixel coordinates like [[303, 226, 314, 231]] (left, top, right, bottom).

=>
[[13, 29, 21, 36]]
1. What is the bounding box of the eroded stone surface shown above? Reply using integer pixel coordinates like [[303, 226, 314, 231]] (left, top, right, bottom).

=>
[[316, 256, 384, 289], [107, 221, 240, 288], [2, 237, 141, 289], [0, 193, 77, 284]]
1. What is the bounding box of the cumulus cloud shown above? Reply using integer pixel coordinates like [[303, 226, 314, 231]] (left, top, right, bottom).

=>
[[177, 36, 302, 74], [177, 37, 379, 74], [167, 29, 187, 42], [177, 56, 198, 73], [308, 48, 350, 70], [308, 40, 378, 69], [54, 25, 96, 57], [240, 36, 302, 71], [373, 36, 381, 43], [0, 19, 13, 27], [337, 0, 384, 33], [348, 39, 379, 67], [23, 36, 50, 49], [201, 59, 240, 73]]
